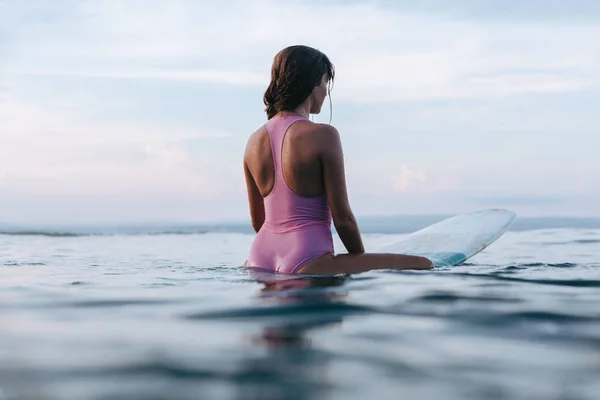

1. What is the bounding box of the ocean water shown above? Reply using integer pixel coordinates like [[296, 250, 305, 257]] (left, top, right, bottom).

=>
[[1, 219, 599, 400]]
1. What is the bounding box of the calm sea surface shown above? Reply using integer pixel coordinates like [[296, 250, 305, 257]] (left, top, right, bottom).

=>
[[1, 218, 599, 399]]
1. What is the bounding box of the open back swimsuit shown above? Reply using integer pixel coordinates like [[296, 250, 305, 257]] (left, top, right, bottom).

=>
[[247, 115, 334, 274]]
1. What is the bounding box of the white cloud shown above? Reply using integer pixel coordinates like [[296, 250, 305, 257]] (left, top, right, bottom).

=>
[[344, 161, 462, 198], [0, 95, 231, 145], [392, 165, 427, 192], [3, 0, 599, 100], [0, 94, 239, 199], [6, 68, 267, 86]]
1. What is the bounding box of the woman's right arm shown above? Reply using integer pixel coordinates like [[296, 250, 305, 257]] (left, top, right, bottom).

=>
[[319, 125, 365, 254]]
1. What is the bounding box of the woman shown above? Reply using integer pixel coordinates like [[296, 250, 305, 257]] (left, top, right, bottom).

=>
[[243, 45, 433, 274]]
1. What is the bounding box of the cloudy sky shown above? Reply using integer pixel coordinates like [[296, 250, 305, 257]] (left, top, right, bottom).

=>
[[1, 0, 599, 224]]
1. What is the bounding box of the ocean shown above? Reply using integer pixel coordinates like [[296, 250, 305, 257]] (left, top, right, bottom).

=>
[[1, 215, 599, 400]]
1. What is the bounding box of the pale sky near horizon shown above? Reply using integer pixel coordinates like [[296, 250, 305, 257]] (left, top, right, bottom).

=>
[[1, 0, 599, 224]]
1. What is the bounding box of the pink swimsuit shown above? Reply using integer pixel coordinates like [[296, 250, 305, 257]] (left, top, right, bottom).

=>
[[247, 115, 334, 274]]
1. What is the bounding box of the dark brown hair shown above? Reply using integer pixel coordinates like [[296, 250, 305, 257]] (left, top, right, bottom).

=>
[[263, 45, 335, 120]]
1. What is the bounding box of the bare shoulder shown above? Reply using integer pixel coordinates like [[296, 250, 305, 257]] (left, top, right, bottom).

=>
[[308, 122, 341, 151], [244, 125, 269, 158], [311, 122, 339, 136], [246, 125, 267, 145]]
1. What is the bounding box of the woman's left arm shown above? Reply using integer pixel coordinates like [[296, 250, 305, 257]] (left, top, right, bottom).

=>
[[243, 160, 265, 233]]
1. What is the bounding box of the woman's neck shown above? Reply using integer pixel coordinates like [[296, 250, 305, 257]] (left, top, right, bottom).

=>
[[276, 99, 311, 119], [279, 109, 309, 119], [292, 100, 311, 119]]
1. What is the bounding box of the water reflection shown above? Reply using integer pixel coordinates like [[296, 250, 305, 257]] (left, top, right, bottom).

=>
[[229, 271, 356, 400], [251, 271, 350, 350]]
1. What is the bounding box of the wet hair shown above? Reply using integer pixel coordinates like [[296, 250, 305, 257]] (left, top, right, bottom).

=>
[[263, 45, 335, 120]]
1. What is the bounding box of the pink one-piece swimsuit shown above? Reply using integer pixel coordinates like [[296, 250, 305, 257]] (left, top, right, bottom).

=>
[[247, 115, 334, 274]]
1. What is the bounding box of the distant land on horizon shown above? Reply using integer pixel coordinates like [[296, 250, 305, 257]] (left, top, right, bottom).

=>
[[2, 214, 600, 236]]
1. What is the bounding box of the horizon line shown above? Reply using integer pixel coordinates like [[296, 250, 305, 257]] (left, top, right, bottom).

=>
[[3, 212, 600, 228]]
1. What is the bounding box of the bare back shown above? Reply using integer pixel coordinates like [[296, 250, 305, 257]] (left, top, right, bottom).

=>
[[244, 116, 362, 250], [245, 119, 326, 199]]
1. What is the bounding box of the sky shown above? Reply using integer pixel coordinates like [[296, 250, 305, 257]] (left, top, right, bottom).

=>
[[1, 0, 599, 224]]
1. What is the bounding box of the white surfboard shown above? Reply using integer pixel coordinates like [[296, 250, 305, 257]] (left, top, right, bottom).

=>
[[374, 209, 516, 267]]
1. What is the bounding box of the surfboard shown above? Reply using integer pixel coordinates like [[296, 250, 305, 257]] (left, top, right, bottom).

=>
[[374, 209, 516, 267]]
